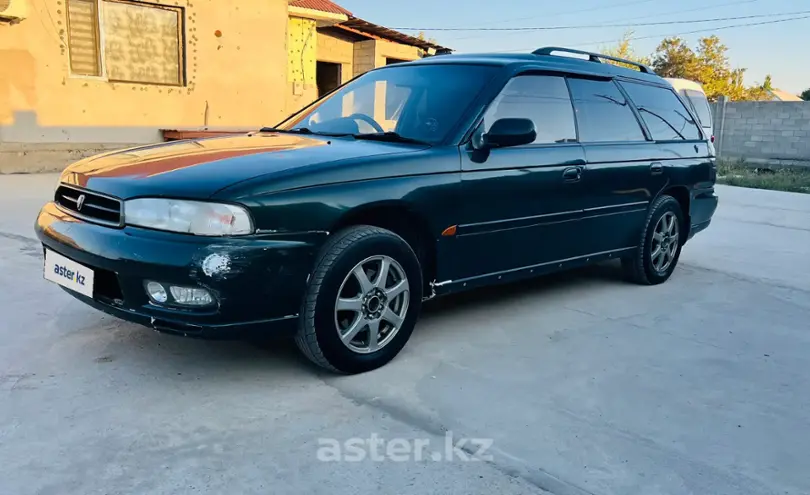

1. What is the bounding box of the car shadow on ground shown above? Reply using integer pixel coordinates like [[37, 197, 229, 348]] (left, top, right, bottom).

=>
[[85, 262, 627, 379], [420, 261, 624, 320]]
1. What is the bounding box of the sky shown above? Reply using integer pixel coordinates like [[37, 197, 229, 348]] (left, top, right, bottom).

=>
[[338, 0, 810, 95]]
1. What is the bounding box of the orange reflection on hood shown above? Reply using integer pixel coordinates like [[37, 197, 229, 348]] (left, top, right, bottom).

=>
[[62, 134, 323, 187]]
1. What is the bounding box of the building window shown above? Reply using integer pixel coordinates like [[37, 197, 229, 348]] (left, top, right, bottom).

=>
[[67, 0, 185, 86], [67, 0, 102, 77]]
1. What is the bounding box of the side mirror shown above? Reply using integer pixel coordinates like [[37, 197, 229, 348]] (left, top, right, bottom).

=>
[[484, 118, 536, 148]]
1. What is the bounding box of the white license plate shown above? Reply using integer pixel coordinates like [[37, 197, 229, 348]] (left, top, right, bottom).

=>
[[43, 249, 95, 298]]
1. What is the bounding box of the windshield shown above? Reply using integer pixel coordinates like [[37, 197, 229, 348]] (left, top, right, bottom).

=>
[[275, 64, 499, 145]]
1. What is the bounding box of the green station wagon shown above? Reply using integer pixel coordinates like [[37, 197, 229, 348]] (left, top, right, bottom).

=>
[[36, 47, 718, 374]]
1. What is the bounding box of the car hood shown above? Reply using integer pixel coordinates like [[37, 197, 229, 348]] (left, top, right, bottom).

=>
[[58, 133, 427, 199]]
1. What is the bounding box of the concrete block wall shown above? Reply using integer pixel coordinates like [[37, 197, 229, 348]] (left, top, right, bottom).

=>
[[352, 41, 378, 77], [377, 40, 423, 64], [316, 32, 354, 84], [713, 100, 810, 165]]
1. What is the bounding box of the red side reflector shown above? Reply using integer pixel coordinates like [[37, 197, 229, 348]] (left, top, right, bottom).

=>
[[711, 135, 715, 143], [441, 225, 457, 237]]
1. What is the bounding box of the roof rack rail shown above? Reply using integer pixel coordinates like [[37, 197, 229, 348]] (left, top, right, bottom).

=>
[[532, 46, 654, 74]]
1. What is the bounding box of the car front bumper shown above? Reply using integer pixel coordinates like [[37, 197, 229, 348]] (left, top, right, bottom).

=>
[[35, 202, 324, 338]]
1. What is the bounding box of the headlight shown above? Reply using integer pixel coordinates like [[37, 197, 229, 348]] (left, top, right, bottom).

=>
[[124, 198, 253, 236]]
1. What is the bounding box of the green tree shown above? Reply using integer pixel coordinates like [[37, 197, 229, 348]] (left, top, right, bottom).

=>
[[599, 31, 651, 70], [801, 88, 810, 101], [651, 35, 766, 101], [650, 37, 697, 79], [745, 74, 774, 102]]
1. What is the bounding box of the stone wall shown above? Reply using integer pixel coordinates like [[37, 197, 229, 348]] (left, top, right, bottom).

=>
[[713, 98, 810, 165]]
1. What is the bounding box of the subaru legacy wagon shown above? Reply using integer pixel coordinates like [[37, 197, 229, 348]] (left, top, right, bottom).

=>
[[36, 47, 718, 374]]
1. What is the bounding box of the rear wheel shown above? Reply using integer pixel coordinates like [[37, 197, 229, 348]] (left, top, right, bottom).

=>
[[622, 195, 684, 285], [295, 226, 423, 374]]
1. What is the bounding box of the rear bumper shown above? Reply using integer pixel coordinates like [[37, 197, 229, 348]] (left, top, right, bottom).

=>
[[688, 186, 718, 240], [688, 219, 712, 240], [35, 202, 324, 338]]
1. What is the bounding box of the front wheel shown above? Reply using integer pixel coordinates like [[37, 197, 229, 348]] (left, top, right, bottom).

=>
[[295, 226, 423, 374], [622, 195, 684, 285]]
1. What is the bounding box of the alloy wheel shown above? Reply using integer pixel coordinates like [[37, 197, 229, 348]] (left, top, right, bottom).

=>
[[334, 255, 410, 354], [651, 211, 679, 273]]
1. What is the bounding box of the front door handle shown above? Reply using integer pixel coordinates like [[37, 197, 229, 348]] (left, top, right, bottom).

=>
[[562, 166, 582, 183], [650, 162, 664, 176]]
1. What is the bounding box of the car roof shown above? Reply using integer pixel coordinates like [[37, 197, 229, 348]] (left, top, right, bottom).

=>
[[404, 51, 669, 87]]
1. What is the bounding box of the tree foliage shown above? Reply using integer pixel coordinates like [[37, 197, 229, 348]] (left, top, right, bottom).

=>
[[801, 88, 810, 101], [603, 35, 775, 102], [416, 31, 438, 44], [599, 31, 651, 70]]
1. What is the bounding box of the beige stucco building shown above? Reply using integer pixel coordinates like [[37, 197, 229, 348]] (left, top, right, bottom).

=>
[[0, 0, 447, 171]]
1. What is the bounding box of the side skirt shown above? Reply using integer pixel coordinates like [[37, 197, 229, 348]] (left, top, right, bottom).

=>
[[431, 247, 636, 297]]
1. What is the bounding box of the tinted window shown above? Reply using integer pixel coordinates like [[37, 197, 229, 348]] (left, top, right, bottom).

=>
[[684, 89, 713, 128], [567, 78, 646, 143], [622, 82, 702, 140], [483, 75, 577, 144]]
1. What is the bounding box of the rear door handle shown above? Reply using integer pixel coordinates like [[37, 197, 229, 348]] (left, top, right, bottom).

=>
[[650, 162, 664, 176], [562, 166, 582, 183]]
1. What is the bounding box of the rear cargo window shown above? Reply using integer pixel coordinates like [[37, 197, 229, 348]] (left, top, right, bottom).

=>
[[621, 82, 702, 141]]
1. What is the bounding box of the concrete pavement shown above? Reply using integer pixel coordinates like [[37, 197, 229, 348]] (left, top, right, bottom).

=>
[[1, 175, 809, 495]]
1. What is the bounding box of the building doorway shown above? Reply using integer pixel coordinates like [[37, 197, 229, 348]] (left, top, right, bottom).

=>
[[316, 61, 342, 98]]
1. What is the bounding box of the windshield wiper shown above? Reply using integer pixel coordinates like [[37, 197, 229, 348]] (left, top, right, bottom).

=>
[[258, 127, 314, 134], [352, 132, 429, 145], [259, 127, 353, 138]]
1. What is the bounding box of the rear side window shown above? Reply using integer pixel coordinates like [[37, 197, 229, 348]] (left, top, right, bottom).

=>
[[567, 78, 646, 143], [483, 75, 577, 144], [621, 82, 702, 140], [684, 89, 713, 128]]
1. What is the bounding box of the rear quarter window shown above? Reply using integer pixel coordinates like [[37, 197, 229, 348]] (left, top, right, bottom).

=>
[[621, 81, 702, 141]]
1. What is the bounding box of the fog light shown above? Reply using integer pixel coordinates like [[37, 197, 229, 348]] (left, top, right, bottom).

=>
[[169, 286, 214, 306], [145, 281, 168, 303]]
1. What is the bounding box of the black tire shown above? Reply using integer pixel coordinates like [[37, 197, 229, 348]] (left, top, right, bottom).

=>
[[295, 225, 423, 374], [622, 194, 685, 285]]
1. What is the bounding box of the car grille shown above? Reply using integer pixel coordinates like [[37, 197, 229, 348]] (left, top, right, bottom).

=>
[[54, 185, 123, 227]]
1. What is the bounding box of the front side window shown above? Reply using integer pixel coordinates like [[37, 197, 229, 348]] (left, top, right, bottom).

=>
[[67, 0, 184, 85], [277, 64, 499, 144], [567, 78, 646, 143], [622, 82, 702, 140], [482, 75, 577, 144]]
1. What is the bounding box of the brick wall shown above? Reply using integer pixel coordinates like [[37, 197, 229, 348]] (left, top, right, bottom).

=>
[[713, 99, 810, 165]]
